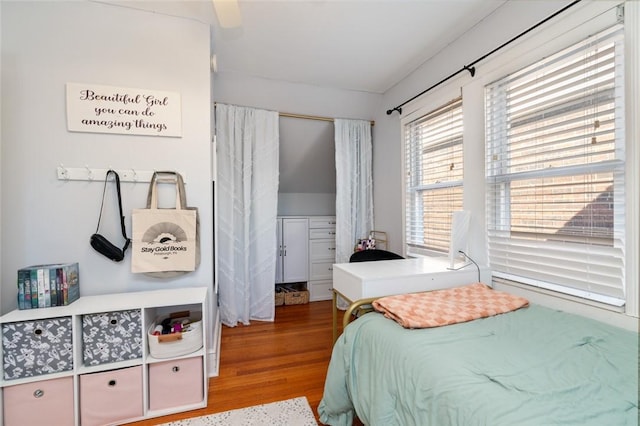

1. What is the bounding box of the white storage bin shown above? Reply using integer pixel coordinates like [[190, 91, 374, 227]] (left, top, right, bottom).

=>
[[148, 311, 203, 359]]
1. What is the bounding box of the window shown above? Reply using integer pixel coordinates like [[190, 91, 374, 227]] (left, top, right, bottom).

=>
[[404, 97, 463, 257], [485, 24, 625, 305]]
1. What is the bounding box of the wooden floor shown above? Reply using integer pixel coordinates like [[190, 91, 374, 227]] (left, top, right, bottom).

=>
[[127, 300, 341, 425]]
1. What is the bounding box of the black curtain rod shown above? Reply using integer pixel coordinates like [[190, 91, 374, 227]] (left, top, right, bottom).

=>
[[386, 0, 582, 116]]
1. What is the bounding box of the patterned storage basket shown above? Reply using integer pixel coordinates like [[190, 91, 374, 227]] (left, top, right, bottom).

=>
[[2, 317, 74, 380], [82, 309, 142, 366]]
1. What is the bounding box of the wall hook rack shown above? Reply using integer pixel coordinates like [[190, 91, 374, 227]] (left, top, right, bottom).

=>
[[56, 165, 185, 183]]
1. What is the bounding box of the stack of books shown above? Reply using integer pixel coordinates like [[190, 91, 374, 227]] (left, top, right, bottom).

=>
[[17, 262, 80, 310]]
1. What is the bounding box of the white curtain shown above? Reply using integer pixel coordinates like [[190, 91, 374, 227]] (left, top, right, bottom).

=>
[[334, 119, 374, 266], [216, 104, 279, 327]]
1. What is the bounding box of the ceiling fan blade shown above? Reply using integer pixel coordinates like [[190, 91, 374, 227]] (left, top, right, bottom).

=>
[[212, 0, 242, 29]]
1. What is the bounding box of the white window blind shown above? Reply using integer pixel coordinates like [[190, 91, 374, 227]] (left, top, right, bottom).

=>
[[485, 23, 626, 304], [405, 97, 463, 256]]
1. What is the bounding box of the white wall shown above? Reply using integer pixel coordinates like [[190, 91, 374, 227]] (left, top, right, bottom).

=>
[[278, 114, 336, 214], [278, 193, 336, 216], [213, 72, 381, 217], [214, 72, 381, 122], [0, 2, 214, 315]]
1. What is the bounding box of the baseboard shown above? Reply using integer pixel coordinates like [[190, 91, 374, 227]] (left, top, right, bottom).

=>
[[207, 309, 221, 377]]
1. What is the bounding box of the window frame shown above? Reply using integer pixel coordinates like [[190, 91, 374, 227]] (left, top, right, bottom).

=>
[[402, 96, 464, 258], [484, 22, 626, 306]]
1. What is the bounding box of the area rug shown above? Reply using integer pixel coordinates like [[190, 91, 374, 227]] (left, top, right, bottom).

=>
[[159, 396, 318, 425]]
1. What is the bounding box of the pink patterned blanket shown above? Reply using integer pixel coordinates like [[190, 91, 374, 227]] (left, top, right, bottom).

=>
[[372, 283, 529, 329]]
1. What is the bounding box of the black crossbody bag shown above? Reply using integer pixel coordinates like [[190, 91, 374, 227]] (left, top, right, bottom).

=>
[[90, 170, 131, 262]]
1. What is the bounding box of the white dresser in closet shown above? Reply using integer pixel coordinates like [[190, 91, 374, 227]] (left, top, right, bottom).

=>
[[308, 216, 336, 301]]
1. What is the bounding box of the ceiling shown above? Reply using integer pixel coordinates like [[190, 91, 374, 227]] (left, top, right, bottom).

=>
[[96, 0, 511, 196], [99, 0, 508, 94]]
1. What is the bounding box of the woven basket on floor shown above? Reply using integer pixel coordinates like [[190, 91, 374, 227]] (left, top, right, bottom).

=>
[[284, 290, 309, 305]]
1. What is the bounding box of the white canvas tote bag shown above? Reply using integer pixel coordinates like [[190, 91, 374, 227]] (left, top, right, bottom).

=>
[[131, 171, 199, 277]]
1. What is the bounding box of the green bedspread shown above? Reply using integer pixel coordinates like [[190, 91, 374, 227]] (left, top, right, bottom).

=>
[[318, 305, 638, 426]]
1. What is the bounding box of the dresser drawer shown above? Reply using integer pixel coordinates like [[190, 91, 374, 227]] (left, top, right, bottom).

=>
[[310, 240, 336, 261], [310, 260, 334, 280], [309, 228, 337, 239], [3, 376, 74, 426], [2, 317, 73, 380], [309, 216, 336, 229], [309, 280, 333, 302], [83, 309, 142, 366], [80, 366, 143, 426], [148, 357, 204, 411]]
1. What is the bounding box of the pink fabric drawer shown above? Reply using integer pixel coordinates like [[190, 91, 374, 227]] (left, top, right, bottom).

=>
[[80, 366, 143, 426], [3, 376, 74, 426], [148, 356, 204, 411]]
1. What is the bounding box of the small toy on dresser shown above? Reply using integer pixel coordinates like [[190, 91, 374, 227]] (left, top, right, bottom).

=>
[[16, 262, 79, 310], [355, 234, 376, 251]]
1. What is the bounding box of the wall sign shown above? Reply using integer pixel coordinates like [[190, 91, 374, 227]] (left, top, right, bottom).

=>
[[66, 83, 182, 137]]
